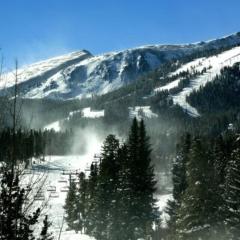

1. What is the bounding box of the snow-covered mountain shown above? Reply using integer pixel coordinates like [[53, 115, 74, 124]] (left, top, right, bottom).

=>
[[2, 32, 240, 100]]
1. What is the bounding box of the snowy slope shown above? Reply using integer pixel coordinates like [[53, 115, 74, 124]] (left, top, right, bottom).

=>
[[2, 32, 240, 100], [155, 45, 240, 116], [2, 50, 92, 89], [31, 155, 99, 240]]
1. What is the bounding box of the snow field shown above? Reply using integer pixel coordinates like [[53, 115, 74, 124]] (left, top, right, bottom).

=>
[[28, 155, 98, 239]]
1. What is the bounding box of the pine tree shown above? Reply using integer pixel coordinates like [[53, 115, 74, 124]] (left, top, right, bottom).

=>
[[223, 144, 240, 239], [212, 136, 229, 236], [38, 215, 53, 240], [111, 144, 131, 240], [126, 118, 157, 239], [176, 137, 218, 240], [78, 172, 87, 233], [137, 119, 158, 237], [213, 136, 227, 187], [93, 134, 120, 240], [166, 133, 191, 238], [85, 163, 99, 236], [64, 182, 81, 232], [0, 168, 41, 240]]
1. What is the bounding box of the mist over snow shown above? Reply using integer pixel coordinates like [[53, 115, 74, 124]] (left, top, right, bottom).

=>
[[71, 127, 104, 156]]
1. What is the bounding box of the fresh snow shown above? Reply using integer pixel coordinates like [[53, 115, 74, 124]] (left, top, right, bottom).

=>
[[44, 107, 105, 132], [82, 107, 104, 118], [155, 46, 240, 117], [68, 108, 105, 119], [129, 106, 158, 119], [30, 154, 99, 240], [44, 120, 61, 132], [2, 51, 91, 90], [59, 232, 95, 240], [155, 194, 173, 228]]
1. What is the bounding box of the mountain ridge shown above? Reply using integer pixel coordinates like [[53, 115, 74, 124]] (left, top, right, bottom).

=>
[[2, 32, 240, 100]]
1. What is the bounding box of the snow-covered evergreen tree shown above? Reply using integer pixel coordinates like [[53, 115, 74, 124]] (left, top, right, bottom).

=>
[[93, 134, 120, 240], [176, 138, 218, 239], [0, 168, 41, 240], [64, 182, 81, 232], [126, 118, 158, 239], [166, 133, 191, 238], [38, 215, 53, 240], [224, 145, 240, 239]]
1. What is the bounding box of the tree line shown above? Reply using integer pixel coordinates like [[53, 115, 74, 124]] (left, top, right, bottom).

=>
[[0, 128, 75, 166]]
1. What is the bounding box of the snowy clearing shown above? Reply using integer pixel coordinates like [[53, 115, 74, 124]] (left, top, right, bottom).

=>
[[44, 107, 105, 132], [82, 107, 105, 118], [129, 106, 158, 120]]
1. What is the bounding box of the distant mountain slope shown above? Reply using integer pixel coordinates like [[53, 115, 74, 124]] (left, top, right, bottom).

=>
[[2, 50, 92, 97], [155, 45, 240, 116], [2, 32, 240, 100]]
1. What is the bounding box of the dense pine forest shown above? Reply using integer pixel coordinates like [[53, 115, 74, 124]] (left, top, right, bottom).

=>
[[166, 130, 240, 239]]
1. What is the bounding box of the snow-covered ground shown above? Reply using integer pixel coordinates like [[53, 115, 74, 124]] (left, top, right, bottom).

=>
[[129, 106, 158, 119], [44, 107, 105, 132], [155, 194, 172, 228], [28, 153, 171, 239], [44, 121, 61, 132], [82, 107, 105, 118], [60, 231, 94, 240], [155, 46, 240, 116], [30, 155, 98, 240]]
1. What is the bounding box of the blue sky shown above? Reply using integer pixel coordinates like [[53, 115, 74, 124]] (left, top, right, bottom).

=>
[[0, 0, 240, 67]]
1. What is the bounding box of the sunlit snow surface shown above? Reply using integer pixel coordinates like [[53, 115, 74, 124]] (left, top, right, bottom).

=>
[[60, 231, 94, 240], [2, 51, 90, 89], [82, 107, 105, 118], [44, 121, 61, 132], [155, 194, 173, 228], [31, 155, 97, 240], [44, 107, 105, 132], [129, 106, 158, 120], [155, 46, 240, 116]]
